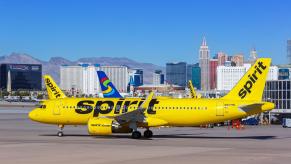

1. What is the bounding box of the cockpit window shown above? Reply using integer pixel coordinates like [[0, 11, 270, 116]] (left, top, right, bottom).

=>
[[36, 104, 46, 109]]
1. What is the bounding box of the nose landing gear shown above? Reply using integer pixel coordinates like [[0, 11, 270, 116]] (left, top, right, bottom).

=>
[[57, 124, 64, 137]]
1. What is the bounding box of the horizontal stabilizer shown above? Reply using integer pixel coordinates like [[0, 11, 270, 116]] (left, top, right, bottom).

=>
[[239, 103, 264, 113], [239, 102, 275, 113]]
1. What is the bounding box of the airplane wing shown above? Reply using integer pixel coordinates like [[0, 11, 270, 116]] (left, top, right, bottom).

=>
[[112, 92, 155, 123]]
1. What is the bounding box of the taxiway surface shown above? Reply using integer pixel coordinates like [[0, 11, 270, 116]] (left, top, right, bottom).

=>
[[0, 108, 291, 164]]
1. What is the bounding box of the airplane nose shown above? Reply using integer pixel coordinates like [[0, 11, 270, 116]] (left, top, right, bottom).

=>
[[28, 110, 38, 121]]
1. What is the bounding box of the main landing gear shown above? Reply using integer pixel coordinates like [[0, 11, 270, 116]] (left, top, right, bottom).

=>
[[143, 129, 153, 138], [132, 131, 142, 139], [129, 122, 153, 139], [131, 129, 153, 139], [57, 124, 64, 137]]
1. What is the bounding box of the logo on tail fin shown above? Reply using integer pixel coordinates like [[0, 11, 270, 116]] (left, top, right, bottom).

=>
[[97, 71, 122, 98], [238, 61, 267, 99], [100, 77, 115, 96], [45, 78, 62, 98], [44, 75, 66, 99]]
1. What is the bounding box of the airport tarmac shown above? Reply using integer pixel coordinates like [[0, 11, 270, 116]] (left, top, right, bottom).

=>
[[1, 108, 291, 164]]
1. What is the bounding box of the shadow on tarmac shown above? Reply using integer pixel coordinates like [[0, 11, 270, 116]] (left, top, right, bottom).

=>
[[40, 133, 276, 140], [154, 135, 276, 140]]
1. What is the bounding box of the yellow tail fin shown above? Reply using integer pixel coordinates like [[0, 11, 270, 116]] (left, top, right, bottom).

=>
[[222, 58, 271, 101], [44, 75, 66, 99], [188, 80, 200, 98]]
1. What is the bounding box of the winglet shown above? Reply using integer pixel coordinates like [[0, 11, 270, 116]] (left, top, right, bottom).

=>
[[140, 92, 155, 110], [97, 71, 123, 98], [44, 75, 66, 99]]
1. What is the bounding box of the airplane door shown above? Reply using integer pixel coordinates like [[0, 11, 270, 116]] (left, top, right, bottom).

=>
[[216, 102, 224, 116], [53, 101, 62, 115]]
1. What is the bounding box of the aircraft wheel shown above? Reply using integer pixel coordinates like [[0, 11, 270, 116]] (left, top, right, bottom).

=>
[[144, 130, 153, 138], [131, 131, 141, 139], [57, 131, 64, 137]]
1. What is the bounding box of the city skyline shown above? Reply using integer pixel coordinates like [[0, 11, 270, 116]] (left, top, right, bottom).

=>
[[0, 0, 291, 66]]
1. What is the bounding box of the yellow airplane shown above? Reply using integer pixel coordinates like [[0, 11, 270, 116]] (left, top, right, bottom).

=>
[[188, 80, 201, 98], [29, 58, 275, 139]]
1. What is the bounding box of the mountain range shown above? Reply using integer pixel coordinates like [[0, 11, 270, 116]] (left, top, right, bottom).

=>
[[0, 53, 165, 84]]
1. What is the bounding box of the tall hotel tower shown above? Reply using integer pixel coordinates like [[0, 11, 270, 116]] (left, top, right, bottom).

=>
[[199, 37, 210, 91]]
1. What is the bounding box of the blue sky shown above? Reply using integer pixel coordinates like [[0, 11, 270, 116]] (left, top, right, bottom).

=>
[[0, 0, 290, 66]]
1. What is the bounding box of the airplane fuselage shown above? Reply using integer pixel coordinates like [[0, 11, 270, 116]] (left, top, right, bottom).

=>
[[29, 97, 273, 127]]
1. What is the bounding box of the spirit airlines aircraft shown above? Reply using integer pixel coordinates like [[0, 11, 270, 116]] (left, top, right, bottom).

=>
[[97, 71, 123, 98], [29, 58, 275, 139]]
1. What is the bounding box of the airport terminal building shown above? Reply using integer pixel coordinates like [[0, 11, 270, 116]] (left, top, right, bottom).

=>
[[264, 80, 291, 113], [0, 64, 42, 91]]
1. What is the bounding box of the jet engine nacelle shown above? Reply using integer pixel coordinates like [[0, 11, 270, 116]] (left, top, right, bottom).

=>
[[87, 118, 132, 135], [88, 118, 114, 135]]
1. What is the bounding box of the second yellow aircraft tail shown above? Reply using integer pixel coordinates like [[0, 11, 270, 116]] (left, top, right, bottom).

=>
[[44, 75, 66, 99], [188, 80, 201, 98], [222, 58, 271, 101]]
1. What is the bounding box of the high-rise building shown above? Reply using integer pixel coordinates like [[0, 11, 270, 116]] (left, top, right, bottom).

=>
[[60, 64, 96, 95], [60, 64, 128, 95], [209, 59, 218, 90], [278, 68, 290, 80], [227, 56, 233, 62], [199, 37, 210, 90], [216, 64, 250, 91], [166, 62, 187, 87], [264, 80, 291, 114], [191, 63, 201, 90], [101, 66, 129, 93], [153, 70, 164, 85], [187, 64, 193, 83], [217, 52, 228, 66], [249, 47, 257, 64], [287, 40, 291, 64], [217, 64, 278, 91], [231, 54, 244, 66], [267, 66, 279, 80], [128, 68, 143, 87], [186, 64, 201, 89], [0, 64, 42, 91]]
